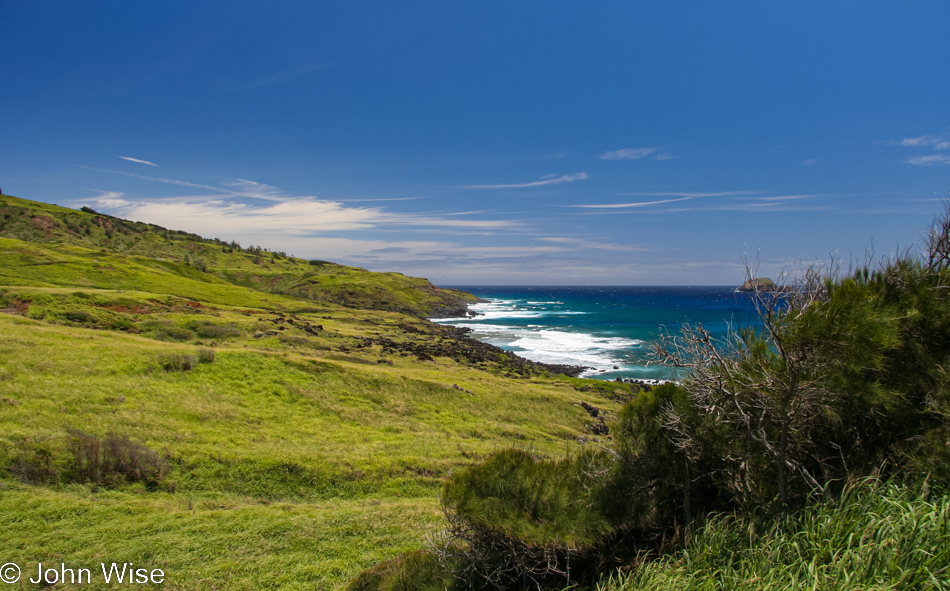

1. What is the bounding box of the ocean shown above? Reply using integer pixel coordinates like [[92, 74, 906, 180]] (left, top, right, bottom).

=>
[[433, 286, 761, 382]]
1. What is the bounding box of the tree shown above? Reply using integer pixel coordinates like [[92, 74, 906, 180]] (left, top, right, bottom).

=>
[[926, 198, 950, 273], [653, 263, 902, 511]]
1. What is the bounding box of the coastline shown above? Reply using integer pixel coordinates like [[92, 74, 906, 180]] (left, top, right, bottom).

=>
[[430, 286, 758, 382]]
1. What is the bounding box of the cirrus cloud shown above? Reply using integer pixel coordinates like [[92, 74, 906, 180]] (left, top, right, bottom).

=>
[[598, 147, 672, 161], [462, 172, 589, 189], [908, 154, 950, 166], [119, 156, 159, 167]]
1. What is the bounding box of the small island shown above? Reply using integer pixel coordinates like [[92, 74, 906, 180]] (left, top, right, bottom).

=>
[[737, 277, 778, 292]]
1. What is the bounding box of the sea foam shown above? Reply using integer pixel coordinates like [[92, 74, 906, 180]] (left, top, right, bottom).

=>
[[435, 298, 642, 374]]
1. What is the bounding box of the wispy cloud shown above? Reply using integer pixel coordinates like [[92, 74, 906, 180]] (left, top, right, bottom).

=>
[[462, 172, 589, 189], [598, 147, 672, 161], [223, 178, 288, 201], [241, 63, 330, 89], [896, 133, 950, 166], [90, 193, 520, 234], [120, 157, 159, 167], [81, 166, 234, 195], [900, 135, 950, 149], [908, 154, 950, 166], [335, 197, 422, 202], [569, 191, 754, 209], [537, 236, 644, 251], [731, 194, 822, 202], [568, 192, 827, 213], [599, 147, 655, 160], [90, 194, 381, 233], [572, 196, 698, 209], [82, 166, 521, 240], [620, 192, 757, 197], [88, 191, 127, 208]]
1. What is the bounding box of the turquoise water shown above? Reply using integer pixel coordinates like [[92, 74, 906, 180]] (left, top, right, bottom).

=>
[[434, 286, 761, 381]]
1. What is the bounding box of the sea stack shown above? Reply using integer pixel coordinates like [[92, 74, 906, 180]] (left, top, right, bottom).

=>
[[737, 277, 778, 292]]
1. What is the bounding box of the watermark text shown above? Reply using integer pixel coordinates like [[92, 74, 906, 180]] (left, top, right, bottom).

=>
[[0, 562, 164, 585]]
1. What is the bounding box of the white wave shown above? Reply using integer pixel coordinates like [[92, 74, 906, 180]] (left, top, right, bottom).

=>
[[434, 298, 587, 323], [506, 329, 642, 369], [431, 296, 652, 374], [511, 330, 639, 353], [431, 295, 685, 381]]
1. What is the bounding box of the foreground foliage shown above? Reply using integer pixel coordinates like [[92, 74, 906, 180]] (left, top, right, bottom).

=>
[[601, 479, 950, 591]]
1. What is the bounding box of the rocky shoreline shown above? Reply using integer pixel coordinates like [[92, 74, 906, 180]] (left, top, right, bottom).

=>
[[428, 301, 589, 377], [361, 324, 589, 378]]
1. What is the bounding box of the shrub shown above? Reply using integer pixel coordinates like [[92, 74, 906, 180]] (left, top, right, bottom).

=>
[[160, 353, 196, 371], [9, 437, 59, 484], [193, 323, 241, 339], [154, 326, 197, 342], [436, 448, 612, 589], [198, 348, 215, 364], [64, 430, 168, 488], [62, 309, 95, 324]]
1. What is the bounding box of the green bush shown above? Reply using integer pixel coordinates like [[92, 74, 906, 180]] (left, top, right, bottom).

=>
[[64, 430, 169, 489], [193, 322, 242, 339], [9, 437, 59, 484], [437, 448, 612, 589], [160, 353, 197, 371], [62, 309, 95, 323], [8, 431, 169, 490], [154, 326, 197, 341]]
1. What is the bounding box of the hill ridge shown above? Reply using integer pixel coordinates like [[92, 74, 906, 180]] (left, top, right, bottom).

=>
[[0, 193, 477, 317]]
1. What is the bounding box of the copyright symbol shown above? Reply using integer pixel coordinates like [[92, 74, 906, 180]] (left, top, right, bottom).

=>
[[0, 563, 19, 583]]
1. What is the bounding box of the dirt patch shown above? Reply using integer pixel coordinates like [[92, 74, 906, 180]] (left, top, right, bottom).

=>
[[30, 216, 56, 232]]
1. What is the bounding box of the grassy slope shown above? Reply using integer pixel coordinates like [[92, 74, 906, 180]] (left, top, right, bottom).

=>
[[0, 194, 478, 317], [0, 196, 629, 589]]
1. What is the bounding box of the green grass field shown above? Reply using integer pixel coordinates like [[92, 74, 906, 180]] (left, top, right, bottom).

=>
[[0, 298, 625, 589], [0, 197, 628, 589]]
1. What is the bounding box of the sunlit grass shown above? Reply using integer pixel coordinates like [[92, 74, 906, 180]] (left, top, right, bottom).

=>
[[599, 479, 950, 591], [0, 194, 628, 588], [0, 483, 443, 590], [0, 310, 618, 588]]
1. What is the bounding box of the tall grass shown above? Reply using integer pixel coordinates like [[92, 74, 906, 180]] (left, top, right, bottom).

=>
[[601, 479, 950, 591]]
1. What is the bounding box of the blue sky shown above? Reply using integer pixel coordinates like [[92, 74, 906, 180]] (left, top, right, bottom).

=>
[[2, 1, 949, 285]]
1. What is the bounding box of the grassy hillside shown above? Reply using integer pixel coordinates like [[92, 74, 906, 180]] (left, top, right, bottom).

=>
[[0, 195, 632, 589], [0, 194, 479, 317]]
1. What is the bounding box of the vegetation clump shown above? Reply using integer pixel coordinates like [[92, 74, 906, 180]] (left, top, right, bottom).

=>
[[8, 431, 169, 489], [64, 430, 169, 488]]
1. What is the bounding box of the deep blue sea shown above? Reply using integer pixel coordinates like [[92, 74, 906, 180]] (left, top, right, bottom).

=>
[[434, 286, 761, 382]]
